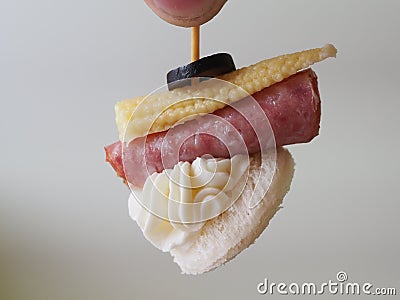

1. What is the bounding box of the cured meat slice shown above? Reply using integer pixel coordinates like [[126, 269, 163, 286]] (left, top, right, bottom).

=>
[[105, 69, 321, 187]]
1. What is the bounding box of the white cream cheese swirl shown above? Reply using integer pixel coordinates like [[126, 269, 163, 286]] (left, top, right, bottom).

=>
[[129, 155, 249, 252]]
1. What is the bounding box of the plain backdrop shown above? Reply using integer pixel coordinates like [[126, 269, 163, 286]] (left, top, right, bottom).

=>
[[1, 0, 399, 299]]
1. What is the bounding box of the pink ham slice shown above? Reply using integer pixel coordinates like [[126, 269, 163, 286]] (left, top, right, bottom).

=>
[[105, 68, 321, 188]]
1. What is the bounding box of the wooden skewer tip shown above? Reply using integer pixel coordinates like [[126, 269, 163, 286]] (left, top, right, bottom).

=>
[[191, 26, 200, 62]]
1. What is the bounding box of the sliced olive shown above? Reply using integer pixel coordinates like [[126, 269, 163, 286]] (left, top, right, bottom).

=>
[[167, 53, 236, 90]]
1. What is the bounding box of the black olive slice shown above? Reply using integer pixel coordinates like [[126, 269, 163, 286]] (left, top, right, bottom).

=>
[[167, 53, 236, 90]]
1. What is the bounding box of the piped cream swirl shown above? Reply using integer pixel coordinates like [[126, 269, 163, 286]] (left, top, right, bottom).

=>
[[129, 155, 249, 251]]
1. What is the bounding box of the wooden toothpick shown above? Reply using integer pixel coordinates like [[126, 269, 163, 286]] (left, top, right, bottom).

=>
[[191, 26, 200, 62]]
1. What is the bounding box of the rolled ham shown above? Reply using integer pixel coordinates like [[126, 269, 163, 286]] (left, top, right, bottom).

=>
[[105, 69, 321, 188]]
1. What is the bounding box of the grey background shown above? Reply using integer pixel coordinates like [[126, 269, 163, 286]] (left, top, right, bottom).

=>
[[1, 0, 399, 299]]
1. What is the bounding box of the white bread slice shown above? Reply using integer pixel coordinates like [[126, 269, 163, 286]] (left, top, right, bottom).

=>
[[170, 147, 295, 274]]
